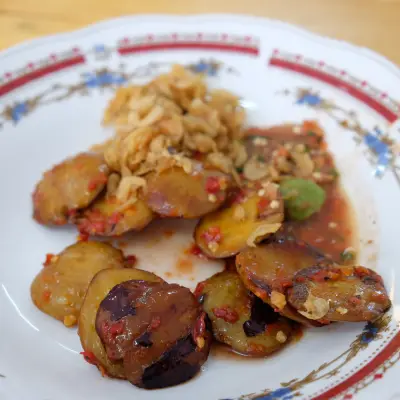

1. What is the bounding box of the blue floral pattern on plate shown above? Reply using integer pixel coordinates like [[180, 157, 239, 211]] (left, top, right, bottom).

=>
[[83, 71, 127, 87]]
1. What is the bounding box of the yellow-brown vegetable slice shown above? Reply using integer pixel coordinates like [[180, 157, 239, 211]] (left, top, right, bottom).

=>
[[196, 271, 292, 356], [31, 241, 125, 326], [236, 236, 330, 325], [78, 268, 163, 378], [75, 194, 153, 237], [194, 182, 283, 258], [287, 265, 391, 322], [145, 164, 231, 218], [32, 152, 110, 225]]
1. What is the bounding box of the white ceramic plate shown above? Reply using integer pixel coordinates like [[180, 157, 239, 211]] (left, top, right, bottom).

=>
[[0, 14, 399, 400]]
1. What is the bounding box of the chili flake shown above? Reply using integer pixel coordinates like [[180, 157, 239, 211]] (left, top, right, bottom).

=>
[[67, 209, 77, 218], [257, 197, 270, 215], [193, 312, 207, 349], [80, 351, 98, 366], [77, 232, 89, 242], [43, 253, 57, 267], [201, 226, 222, 244], [149, 316, 161, 330], [88, 172, 108, 192], [205, 176, 221, 194], [371, 292, 388, 303], [212, 306, 239, 323], [354, 266, 372, 278], [349, 296, 362, 306], [78, 210, 107, 235], [194, 281, 206, 299], [125, 254, 138, 267], [231, 189, 246, 204], [187, 243, 208, 260], [109, 321, 124, 336], [42, 290, 52, 302]]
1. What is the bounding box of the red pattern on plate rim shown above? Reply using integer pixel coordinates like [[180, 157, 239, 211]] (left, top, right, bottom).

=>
[[312, 330, 400, 399], [0, 50, 85, 97], [0, 33, 259, 98], [269, 49, 400, 123], [117, 33, 260, 56], [0, 33, 399, 398]]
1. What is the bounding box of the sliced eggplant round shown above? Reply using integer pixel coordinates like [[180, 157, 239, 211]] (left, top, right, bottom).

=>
[[95, 280, 212, 388], [196, 271, 292, 356], [78, 268, 163, 378], [32, 152, 109, 225], [75, 194, 153, 237], [236, 236, 330, 325], [194, 182, 283, 258], [144, 163, 231, 218], [31, 241, 124, 326], [243, 122, 336, 184], [287, 265, 391, 322]]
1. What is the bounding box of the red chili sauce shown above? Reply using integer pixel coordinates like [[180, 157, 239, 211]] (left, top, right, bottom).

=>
[[246, 121, 357, 264], [286, 183, 355, 263]]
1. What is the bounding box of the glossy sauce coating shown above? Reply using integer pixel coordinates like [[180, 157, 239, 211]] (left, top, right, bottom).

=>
[[236, 236, 329, 325], [78, 268, 163, 378], [96, 280, 211, 388], [76, 194, 153, 237], [32, 152, 109, 225], [194, 182, 284, 258], [145, 164, 231, 218], [288, 265, 391, 322], [196, 271, 292, 356], [245, 123, 355, 262], [31, 241, 124, 326], [286, 184, 355, 262], [246, 123, 326, 150]]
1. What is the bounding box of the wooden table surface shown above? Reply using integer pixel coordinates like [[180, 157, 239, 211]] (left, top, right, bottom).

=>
[[0, 0, 399, 65]]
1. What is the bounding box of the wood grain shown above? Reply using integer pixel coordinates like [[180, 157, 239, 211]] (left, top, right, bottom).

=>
[[0, 0, 399, 65]]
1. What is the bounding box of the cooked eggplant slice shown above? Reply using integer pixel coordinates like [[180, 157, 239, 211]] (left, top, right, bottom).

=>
[[194, 182, 283, 258], [287, 265, 391, 322], [31, 241, 124, 326], [145, 163, 231, 218], [196, 271, 292, 356], [246, 122, 325, 149], [95, 280, 212, 388], [78, 268, 163, 379], [32, 152, 109, 225], [243, 122, 336, 184], [236, 236, 330, 325], [75, 194, 153, 237]]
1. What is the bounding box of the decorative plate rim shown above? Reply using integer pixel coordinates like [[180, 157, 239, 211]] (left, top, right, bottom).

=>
[[0, 13, 399, 80], [0, 13, 399, 400]]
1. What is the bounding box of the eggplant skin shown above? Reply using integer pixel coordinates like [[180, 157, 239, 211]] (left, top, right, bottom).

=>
[[139, 334, 209, 389], [196, 271, 293, 356], [78, 269, 163, 379], [287, 265, 391, 323], [235, 235, 329, 326], [96, 280, 212, 389], [32, 152, 109, 226], [145, 165, 231, 219]]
